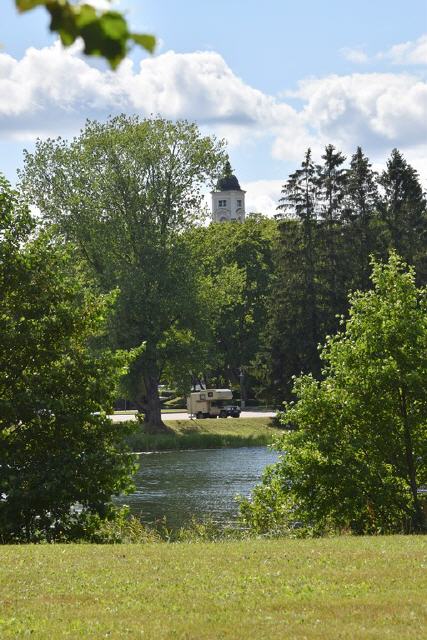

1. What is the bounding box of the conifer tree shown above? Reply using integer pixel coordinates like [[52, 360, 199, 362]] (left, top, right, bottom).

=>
[[344, 146, 380, 289], [317, 145, 347, 223], [262, 149, 322, 399], [316, 145, 348, 319], [378, 149, 427, 281]]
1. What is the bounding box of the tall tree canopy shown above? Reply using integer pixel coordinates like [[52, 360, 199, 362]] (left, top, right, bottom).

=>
[[0, 176, 135, 542], [20, 116, 226, 432], [241, 254, 427, 535]]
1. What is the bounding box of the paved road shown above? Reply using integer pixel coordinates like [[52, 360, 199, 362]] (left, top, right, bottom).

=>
[[110, 410, 276, 423]]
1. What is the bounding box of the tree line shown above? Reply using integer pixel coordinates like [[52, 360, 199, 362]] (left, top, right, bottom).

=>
[[2, 115, 426, 540], [255, 145, 427, 403], [16, 119, 427, 422]]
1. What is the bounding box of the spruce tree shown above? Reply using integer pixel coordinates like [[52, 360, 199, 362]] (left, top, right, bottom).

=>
[[344, 146, 380, 289], [316, 145, 348, 328], [277, 149, 321, 378], [255, 150, 321, 401], [378, 149, 427, 281]]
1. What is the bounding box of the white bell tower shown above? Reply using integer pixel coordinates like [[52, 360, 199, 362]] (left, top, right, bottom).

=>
[[211, 161, 246, 223]]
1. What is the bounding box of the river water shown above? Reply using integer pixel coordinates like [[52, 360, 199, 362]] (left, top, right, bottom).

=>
[[115, 447, 278, 529]]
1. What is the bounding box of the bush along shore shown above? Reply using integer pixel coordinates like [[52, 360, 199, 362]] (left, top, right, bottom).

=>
[[124, 417, 282, 451]]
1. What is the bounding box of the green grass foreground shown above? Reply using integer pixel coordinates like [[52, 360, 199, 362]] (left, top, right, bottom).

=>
[[1, 536, 425, 639], [125, 417, 282, 451]]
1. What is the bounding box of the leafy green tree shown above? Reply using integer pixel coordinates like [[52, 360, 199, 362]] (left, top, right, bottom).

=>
[[241, 254, 427, 535], [20, 116, 225, 432], [14, 0, 155, 68], [188, 215, 276, 401], [0, 176, 136, 542]]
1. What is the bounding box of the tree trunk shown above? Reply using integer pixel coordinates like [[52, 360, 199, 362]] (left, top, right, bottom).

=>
[[399, 387, 424, 532], [142, 373, 170, 434], [240, 369, 247, 409], [128, 351, 170, 434]]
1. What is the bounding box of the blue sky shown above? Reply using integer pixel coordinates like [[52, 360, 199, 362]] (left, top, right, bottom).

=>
[[1, 0, 426, 213]]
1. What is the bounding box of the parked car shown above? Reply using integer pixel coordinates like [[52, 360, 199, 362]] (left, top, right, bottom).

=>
[[219, 405, 241, 418]]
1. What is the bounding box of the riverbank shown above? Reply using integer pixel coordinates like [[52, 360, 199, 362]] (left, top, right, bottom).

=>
[[2, 536, 425, 639], [124, 417, 282, 451]]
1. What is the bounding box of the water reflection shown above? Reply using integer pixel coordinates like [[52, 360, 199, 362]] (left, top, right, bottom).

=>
[[115, 447, 278, 529]]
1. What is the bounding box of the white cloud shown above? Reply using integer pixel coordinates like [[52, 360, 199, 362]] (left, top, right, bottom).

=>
[[340, 47, 369, 64], [0, 42, 123, 137], [291, 73, 427, 151], [242, 179, 283, 217], [340, 34, 427, 66], [381, 34, 427, 65], [0, 43, 299, 144], [0, 41, 426, 195]]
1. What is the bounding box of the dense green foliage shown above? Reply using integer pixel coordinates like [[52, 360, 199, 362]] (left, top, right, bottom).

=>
[[0, 176, 136, 542], [240, 254, 427, 535], [256, 146, 427, 402], [187, 214, 276, 399], [15, 0, 155, 68], [20, 116, 226, 432], [7, 122, 427, 541]]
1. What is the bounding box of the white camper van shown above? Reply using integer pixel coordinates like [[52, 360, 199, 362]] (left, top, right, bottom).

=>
[[187, 388, 233, 419]]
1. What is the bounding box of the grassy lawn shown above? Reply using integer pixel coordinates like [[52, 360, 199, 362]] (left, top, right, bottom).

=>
[[125, 417, 282, 451], [1, 536, 425, 639]]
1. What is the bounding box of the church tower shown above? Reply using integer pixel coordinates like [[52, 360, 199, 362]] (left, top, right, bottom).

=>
[[211, 160, 246, 223]]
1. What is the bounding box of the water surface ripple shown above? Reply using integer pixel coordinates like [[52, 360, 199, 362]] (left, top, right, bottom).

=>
[[115, 447, 278, 529]]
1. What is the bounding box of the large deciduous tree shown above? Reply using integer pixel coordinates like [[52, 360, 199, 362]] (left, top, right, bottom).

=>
[[0, 176, 135, 542], [20, 116, 225, 432], [241, 254, 427, 535]]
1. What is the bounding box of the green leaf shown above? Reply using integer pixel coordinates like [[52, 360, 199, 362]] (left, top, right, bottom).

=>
[[98, 12, 129, 40], [15, 1, 156, 68], [58, 28, 77, 47], [74, 4, 98, 29], [15, 0, 46, 13], [130, 33, 156, 53]]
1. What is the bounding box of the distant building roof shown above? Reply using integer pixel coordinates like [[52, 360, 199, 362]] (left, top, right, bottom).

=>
[[216, 160, 242, 191], [216, 174, 242, 191]]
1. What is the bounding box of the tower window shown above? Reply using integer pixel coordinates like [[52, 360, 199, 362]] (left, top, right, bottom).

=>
[[236, 199, 242, 208], [218, 199, 227, 208]]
